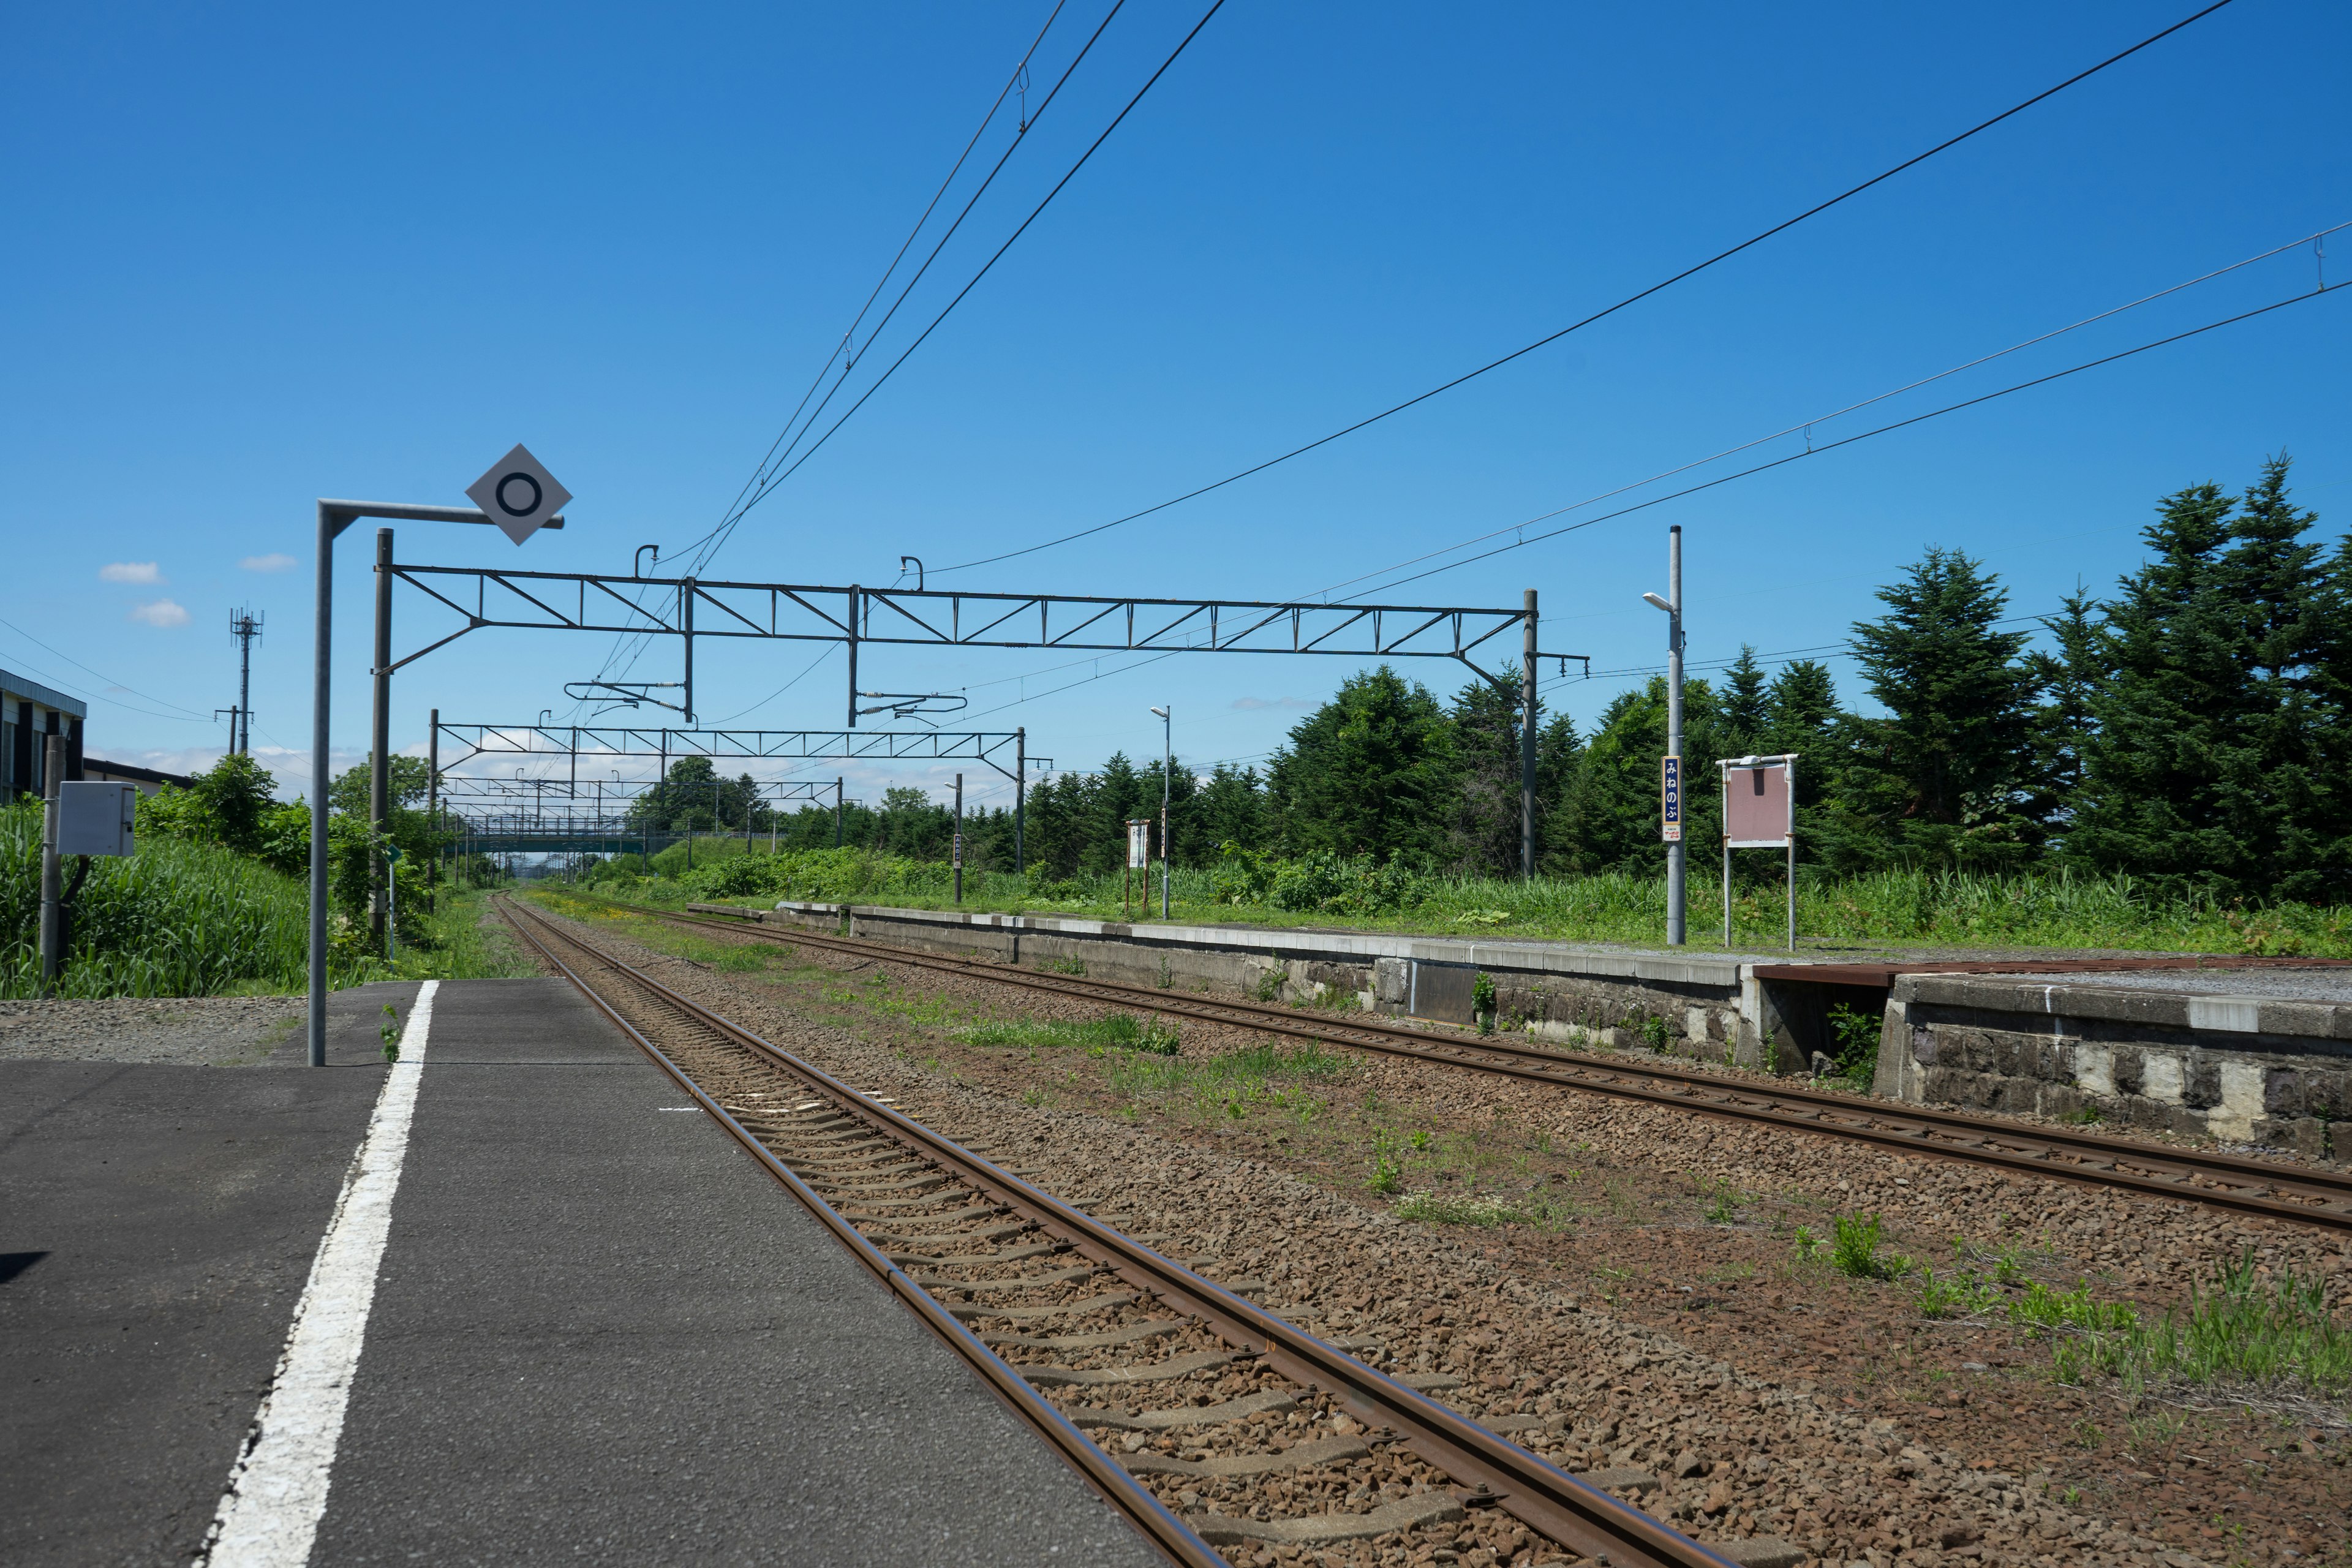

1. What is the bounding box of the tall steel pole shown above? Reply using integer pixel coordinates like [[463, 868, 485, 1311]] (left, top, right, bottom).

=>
[[1158, 707, 1171, 919], [427, 708, 439, 914], [845, 586, 859, 728], [1665, 527, 1686, 946], [369, 529, 394, 949], [952, 773, 963, 905], [1520, 589, 1538, 878], [1014, 727, 1025, 873], [834, 777, 844, 847]]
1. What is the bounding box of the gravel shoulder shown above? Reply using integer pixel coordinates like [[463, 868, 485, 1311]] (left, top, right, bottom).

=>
[[522, 894, 2352, 1568], [0, 995, 306, 1066]]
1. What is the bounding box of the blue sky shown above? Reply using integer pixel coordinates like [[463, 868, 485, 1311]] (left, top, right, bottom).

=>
[[5, 1, 2346, 815]]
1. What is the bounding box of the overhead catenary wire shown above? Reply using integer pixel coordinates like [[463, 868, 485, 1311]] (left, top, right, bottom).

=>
[[576, 5, 1085, 710], [1314, 220, 2351, 605], [719, 0, 1231, 532], [584, 1, 1224, 716], [1347, 281, 2343, 600], [875, 275, 2340, 731], [928, 0, 2243, 579]]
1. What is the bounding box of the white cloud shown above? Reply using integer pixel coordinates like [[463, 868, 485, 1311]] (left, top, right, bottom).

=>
[[241, 552, 298, 573], [100, 561, 163, 584], [1230, 696, 1314, 711], [128, 598, 191, 628]]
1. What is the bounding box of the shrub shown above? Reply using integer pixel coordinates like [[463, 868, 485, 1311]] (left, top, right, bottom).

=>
[[1, 799, 378, 997]]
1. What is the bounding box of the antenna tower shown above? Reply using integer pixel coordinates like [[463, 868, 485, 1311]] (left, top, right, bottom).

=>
[[228, 607, 264, 754]]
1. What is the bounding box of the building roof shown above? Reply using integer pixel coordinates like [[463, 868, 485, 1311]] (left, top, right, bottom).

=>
[[0, 666, 89, 720]]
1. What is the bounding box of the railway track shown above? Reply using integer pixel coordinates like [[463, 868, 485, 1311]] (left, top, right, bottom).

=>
[[597, 892, 2352, 1237], [494, 895, 1742, 1568]]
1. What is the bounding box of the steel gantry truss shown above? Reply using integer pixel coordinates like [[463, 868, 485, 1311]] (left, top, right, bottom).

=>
[[384, 557, 1585, 875], [432, 719, 1034, 865], [434, 722, 1027, 783], [382, 564, 1573, 722]]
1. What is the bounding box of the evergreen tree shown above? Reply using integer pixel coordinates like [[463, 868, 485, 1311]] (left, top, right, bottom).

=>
[[2071, 458, 2348, 899], [1192, 762, 1267, 859], [1265, 666, 1457, 862], [1559, 676, 1726, 873], [1719, 646, 1770, 751], [1089, 752, 1146, 873], [1839, 547, 2041, 866], [1447, 678, 1575, 875], [1764, 660, 1839, 748], [2025, 587, 2106, 824]]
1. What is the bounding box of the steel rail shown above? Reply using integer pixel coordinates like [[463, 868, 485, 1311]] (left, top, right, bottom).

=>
[[498, 895, 1737, 1568], [625, 896, 2352, 1235], [491, 897, 1225, 1568]]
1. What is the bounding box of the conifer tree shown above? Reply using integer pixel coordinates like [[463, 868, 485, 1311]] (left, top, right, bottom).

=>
[[2072, 458, 2348, 899], [1560, 676, 1725, 873], [1719, 646, 1770, 752], [1839, 547, 2041, 866], [1265, 666, 1457, 861], [1446, 679, 1575, 875]]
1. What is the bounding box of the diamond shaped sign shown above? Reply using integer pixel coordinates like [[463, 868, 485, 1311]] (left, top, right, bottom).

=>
[[466, 443, 572, 545]]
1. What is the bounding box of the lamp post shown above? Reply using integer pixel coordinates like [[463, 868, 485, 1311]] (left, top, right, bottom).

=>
[[1148, 705, 1170, 919], [1642, 524, 1686, 946], [307, 493, 562, 1068]]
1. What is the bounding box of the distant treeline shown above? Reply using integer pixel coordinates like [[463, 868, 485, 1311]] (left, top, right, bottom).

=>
[[636, 457, 2351, 903]]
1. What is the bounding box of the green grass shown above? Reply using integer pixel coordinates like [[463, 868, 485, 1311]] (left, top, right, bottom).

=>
[[2049, 1254, 2351, 1403], [0, 799, 382, 997], [1103, 1038, 1351, 1122], [388, 889, 541, 981], [585, 848, 2352, 957], [1393, 1190, 1531, 1227], [954, 1012, 1181, 1054], [1796, 1212, 1913, 1280]]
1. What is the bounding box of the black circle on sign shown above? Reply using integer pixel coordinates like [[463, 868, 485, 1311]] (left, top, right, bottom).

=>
[[494, 472, 542, 518]]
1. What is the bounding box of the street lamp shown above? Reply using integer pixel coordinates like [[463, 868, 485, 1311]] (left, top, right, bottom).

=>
[[1642, 526, 1686, 946], [1148, 705, 1170, 919]]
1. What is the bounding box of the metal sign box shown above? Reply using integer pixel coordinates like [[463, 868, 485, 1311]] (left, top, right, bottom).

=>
[[59, 781, 138, 856]]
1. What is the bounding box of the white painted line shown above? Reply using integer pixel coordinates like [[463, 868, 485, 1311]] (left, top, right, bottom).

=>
[[197, 981, 439, 1568]]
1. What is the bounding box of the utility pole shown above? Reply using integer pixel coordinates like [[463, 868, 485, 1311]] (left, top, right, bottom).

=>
[[426, 708, 439, 914], [228, 607, 263, 754], [1643, 527, 1687, 946], [39, 737, 64, 993], [1521, 589, 1537, 878], [1149, 706, 1170, 918], [834, 777, 844, 848]]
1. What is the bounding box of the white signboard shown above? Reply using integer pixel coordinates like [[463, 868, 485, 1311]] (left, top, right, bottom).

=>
[[466, 443, 573, 545], [1126, 819, 1151, 870]]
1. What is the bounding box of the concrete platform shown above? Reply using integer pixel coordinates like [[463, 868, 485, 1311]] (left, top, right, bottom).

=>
[[3, 978, 1159, 1566]]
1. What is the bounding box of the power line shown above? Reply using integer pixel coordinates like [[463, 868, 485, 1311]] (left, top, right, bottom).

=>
[[721, 0, 1231, 532], [684, 1, 1110, 572], [1314, 220, 2350, 605], [930, 0, 2242, 578], [861, 277, 2340, 733], [584, 1, 1220, 712], [1346, 281, 2342, 599], [0, 613, 217, 723]]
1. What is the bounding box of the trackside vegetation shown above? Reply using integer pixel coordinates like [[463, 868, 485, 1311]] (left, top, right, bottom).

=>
[[565, 454, 2352, 954], [4, 750, 531, 998]]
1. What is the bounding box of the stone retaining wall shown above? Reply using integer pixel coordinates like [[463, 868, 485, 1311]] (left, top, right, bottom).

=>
[[1878, 974, 2352, 1159], [747, 902, 1799, 1070]]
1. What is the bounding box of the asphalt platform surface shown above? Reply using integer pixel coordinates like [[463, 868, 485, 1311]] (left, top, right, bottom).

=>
[[1, 979, 419, 1565], [4, 976, 1158, 1566]]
